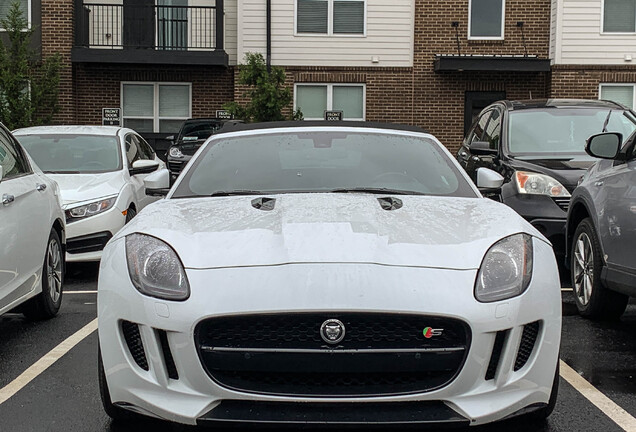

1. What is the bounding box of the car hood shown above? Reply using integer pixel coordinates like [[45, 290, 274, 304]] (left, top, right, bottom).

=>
[[508, 155, 595, 191], [46, 171, 125, 207], [117, 194, 544, 270]]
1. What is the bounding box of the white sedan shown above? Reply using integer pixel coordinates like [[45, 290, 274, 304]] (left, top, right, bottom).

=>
[[0, 122, 65, 320], [97, 123, 561, 427], [13, 126, 165, 262]]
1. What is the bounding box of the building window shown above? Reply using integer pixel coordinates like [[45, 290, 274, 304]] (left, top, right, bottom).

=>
[[469, 0, 505, 39], [603, 0, 636, 33], [0, 0, 30, 30], [295, 84, 365, 120], [296, 0, 365, 35], [121, 83, 191, 133], [600, 84, 635, 109]]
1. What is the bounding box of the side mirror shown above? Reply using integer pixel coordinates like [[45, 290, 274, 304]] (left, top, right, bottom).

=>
[[586, 132, 622, 159], [476, 168, 504, 194], [469, 141, 498, 156], [130, 159, 159, 176], [144, 168, 170, 196]]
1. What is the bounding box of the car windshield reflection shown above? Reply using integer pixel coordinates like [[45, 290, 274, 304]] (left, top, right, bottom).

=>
[[172, 131, 478, 199], [16, 134, 122, 174], [508, 109, 636, 156]]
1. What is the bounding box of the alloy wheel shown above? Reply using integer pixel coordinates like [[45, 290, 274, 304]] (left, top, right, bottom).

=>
[[573, 232, 594, 306], [47, 238, 63, 303]]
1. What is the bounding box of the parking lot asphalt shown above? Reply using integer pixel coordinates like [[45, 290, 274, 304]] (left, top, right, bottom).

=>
[[0, 263, 635, 432]]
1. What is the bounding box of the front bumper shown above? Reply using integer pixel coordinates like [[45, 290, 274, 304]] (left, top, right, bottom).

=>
[[65, 205, 126, 262], [97, 238, 561, 427]]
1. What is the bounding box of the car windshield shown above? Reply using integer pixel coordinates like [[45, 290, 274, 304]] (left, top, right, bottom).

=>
[[16, 134, 122, 173], [508, 108, 636, 156], [172, 131, 477, 198], [179, 121, 223, 141]]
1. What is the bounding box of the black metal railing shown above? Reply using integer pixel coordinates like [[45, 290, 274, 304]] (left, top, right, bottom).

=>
[[74, 1, 224, 51]]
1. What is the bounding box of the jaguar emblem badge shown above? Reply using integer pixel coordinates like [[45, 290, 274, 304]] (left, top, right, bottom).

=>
[[320, 319, 345, 344]]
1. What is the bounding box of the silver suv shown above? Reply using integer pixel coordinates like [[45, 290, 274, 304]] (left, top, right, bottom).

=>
[[566, 128, 636, 319]]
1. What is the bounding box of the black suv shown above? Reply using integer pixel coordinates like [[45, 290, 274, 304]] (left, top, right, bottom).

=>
[[166, 118, 241, 179], [457, 99, 636, 271]]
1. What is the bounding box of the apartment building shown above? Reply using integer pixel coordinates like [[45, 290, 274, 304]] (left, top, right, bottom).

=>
[[5, 0, 554, 152], [550, 0, 636, 109]]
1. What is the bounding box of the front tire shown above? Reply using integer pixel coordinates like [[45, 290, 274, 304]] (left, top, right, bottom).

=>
[[23, 229, 64, 321], [571, 218, 627, 320], [125, 206, 137, 223]]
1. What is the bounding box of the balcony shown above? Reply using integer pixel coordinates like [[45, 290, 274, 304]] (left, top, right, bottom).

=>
[[71, 0, 227, 66]]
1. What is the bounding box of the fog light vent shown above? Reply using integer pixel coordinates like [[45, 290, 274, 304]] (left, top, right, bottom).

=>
[[157, 329, 179, 380], [121, 320, 149, 371], [485, 330, 508, 380], [514, 321, 540, 371]]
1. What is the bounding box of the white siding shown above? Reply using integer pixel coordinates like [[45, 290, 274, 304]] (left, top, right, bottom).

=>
[[224, 0, 238, 64], [237, 0, 414, 67], [555, 0, 636, 64]]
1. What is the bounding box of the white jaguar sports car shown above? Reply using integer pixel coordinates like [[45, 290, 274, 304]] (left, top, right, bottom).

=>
[[97, 122, 561, 427]]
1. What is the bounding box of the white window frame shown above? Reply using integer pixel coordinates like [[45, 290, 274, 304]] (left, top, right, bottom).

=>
[[0, 0, 32, 32], [601, 0, 636, 35], [294, 83, 366, 121], [294, 0, 367, 37], [120, 82, 192, 133], [468, 0, 505, 40], [599, 83, 636, 108]]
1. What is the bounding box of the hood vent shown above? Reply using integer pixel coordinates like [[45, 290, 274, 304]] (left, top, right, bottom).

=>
[[251, 197, 276, 211], [377, 197, 403, 211]]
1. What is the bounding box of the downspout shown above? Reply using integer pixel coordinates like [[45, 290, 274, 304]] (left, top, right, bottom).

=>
[[266, 0, 272, 72]]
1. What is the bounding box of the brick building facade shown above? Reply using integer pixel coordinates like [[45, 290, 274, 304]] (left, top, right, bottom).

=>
[[14, 0, 617, 155]]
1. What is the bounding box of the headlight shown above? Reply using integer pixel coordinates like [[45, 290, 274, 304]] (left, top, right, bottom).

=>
[[65, 196, 117, 223], [125, 233, 190, 301], [475, 234, 533, 303], [514, 171, 571, 197], [169, 146, 184, 158]]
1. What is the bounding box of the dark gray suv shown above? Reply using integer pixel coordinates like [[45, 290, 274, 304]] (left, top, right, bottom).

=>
[[566, 128, 636, 319]]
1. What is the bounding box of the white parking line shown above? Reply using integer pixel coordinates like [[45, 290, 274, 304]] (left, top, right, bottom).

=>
[[64, 290, 97, 294], [0, 318, 98, 406], [560, 360, 636, 431]]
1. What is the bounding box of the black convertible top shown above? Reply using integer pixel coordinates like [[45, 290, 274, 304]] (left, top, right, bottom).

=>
[[216, 121, 428, 135]]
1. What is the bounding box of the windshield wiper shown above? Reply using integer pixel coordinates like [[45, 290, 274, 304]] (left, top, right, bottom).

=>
[[208, 190, 266, 197], [328, 187, 426, 196], [43, 170, 81, 174], [602, 109, 612, 132]]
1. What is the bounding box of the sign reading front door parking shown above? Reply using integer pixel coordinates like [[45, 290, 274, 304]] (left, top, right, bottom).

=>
[[325, 111, 343, 121], [102, 108, 121, 126], [216, 110, 233, 120]]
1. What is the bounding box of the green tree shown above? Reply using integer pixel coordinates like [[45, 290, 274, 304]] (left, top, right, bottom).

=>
[[0, 1, 61, 130], [224, 52, 302, 122]]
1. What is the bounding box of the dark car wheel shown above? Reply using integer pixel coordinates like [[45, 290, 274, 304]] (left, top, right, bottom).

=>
[[125, 206, 137, 223], [571, 218, 628, 320], [98, 345, 139, 422], [23, 229, 64, 321]]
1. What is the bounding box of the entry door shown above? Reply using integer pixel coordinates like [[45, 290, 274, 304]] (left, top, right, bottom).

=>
[[157, 0, 188, 50], [123, 0, 156, 48]]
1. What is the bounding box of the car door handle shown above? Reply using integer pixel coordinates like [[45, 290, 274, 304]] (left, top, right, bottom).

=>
[[36, 183, 47, 192], [2, 194, 15, 205]]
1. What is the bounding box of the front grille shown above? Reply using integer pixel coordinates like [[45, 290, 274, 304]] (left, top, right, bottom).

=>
[[195, 313, 470, 397], [167, 160, 186, 175], [121, 321, 148, 371], [485, 330, 509, 380], [552, 197, 570, 212], [66, 231, 112, 254], [514, 321, 540, 371]]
